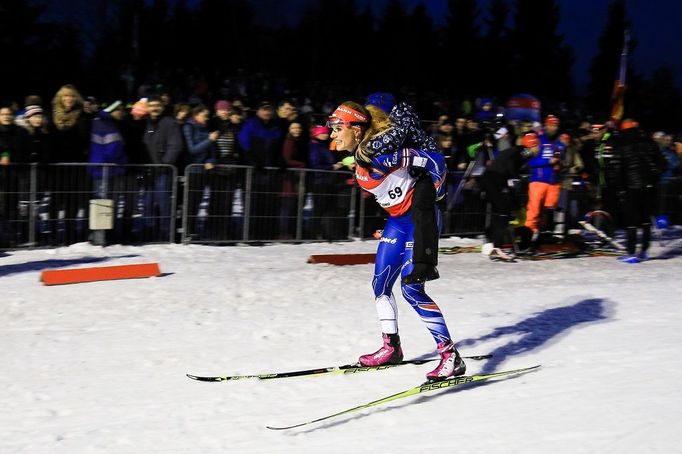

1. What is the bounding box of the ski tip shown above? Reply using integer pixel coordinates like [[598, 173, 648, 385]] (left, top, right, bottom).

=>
[[266, 424, 300, 431], [186, 373, 221, 382]]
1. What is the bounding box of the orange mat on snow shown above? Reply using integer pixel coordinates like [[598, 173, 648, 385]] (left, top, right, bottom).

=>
[[307, 253, 376, 265], [41, 263, 161, 286]]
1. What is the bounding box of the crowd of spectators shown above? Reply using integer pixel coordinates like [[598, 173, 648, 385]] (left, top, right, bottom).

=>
[[1, 82, 682, 246]]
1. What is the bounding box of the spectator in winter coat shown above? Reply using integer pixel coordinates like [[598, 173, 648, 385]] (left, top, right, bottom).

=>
[[308, 125, 341, 174], [143, 96, 183, 166], [182, 105, 218, 168], [0, 105, 20, 242], [88, 101, 128, 212], [480, 133, 539, 257], [238, 101, 283, 239], [0, 105, 19, 165], [16, 105, 52, 164], [142, 96, 183, 239], [524, 115, 565, 236], [89, 101, 128, 179], [211, 100, 243, 165], [613, 120, 666, 263], [238, 101, 283, 169], [281, 122, 308, 169], [278, 121, 308, 238], [50, 84, 90, 163]]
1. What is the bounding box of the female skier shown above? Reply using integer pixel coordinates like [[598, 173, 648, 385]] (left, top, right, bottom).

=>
[[328, 101, 465, 381]]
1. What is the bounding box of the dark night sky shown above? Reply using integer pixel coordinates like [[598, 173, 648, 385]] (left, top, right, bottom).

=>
[[245, 0, 682, 92], [45, 0, 682, 93]]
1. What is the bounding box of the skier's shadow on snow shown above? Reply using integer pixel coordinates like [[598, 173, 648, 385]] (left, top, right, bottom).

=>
[[0, 255, 140, 277], [294, 297, 611, 433], [457, 297, 612, 375]]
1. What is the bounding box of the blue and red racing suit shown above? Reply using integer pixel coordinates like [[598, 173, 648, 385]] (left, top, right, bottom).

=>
[[355, 148, 452, 344]]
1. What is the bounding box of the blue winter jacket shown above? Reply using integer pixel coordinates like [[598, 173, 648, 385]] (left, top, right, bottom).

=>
[[89, 111, 127, 177], [238, 117, 283, 168], [183, 120, 216, 165], [527, 133, 564, 184]]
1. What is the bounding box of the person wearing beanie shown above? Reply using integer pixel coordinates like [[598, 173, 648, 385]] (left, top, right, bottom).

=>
[[524, 115, 566, 240], [308, 125, 346, 240], [214, 100, 231, 113], [89, 99, 128, 190], [16, 104, 52, 164], [211, 102, 242, 165], [366, 92, 396, 114]]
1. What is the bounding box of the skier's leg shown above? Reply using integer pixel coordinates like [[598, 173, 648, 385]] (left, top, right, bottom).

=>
[[400, 227, 451, 345], [401, 239, 465, 381], [358, 217, 406, 366]]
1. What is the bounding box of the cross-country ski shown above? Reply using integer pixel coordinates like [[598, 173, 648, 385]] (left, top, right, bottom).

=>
[[187, 354, 493, 382], [266, 365, 540, 430]]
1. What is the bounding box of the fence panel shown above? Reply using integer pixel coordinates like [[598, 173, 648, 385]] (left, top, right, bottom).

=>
[[182, 165, 356, 243], [0, 163, 176, 248]]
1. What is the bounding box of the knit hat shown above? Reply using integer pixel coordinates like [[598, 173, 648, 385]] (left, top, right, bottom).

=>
[[24, 105, 43, 118], [312, 125, 330, 137], [620, 119, 639, 130], [366, 92, 396, 113], [215, 100, 231, 112]]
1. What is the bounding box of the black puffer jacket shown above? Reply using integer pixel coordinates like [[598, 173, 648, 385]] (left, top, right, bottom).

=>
[[614, 128, 666, 191]]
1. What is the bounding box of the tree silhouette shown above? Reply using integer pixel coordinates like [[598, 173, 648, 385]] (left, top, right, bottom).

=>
[[637, 65, 682, 131], [510, 0, 574, 103], [586, 0, 632, 119], [481, 0, 512, 98], [0, 0, 84, 101], [444, 0, 481, 97]]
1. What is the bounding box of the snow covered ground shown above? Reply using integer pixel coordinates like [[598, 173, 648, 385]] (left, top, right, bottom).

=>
[[2, 236, 682, 453]]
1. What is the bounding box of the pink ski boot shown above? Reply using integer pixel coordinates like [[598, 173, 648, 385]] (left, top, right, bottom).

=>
[[358, 333, 403, 366], [426, 341, 466, 381]]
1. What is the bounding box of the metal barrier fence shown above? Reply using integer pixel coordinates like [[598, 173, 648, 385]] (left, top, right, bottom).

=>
[[0, 163, 177, 248], [182, 164, 358, 243], [2, 163, 680, 249]]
